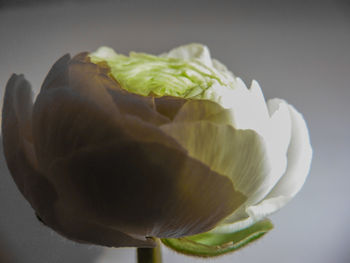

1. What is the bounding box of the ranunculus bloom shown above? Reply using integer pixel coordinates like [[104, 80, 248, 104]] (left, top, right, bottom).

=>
[[1, 44, 312, 248]]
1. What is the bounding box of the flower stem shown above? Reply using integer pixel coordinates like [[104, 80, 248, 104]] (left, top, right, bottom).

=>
[[137, 240, 162, 263]]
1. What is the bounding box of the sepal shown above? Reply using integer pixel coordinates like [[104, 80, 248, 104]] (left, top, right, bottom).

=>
[[161, 219, 273, 257]]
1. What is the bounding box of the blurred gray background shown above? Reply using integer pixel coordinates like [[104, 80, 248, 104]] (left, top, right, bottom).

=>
[[0, 0, 349, 262]]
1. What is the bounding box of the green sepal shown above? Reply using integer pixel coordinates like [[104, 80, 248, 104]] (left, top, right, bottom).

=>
[[161, 219, 273, 257]]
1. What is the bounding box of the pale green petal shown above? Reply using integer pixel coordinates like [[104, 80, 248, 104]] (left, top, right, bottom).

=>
[[160, 43, 213, 67], [173, 99, 233, 125], [90, 45, 227, 98], [88, 46, 119, 63], [212, 59, 235, 79], [164, 96, 293, 232], [161, 117, 289, 233], [162, 44, 239, 91], [164, 95, 291, 214], [160, 120, 273, 210], [90, 44, 241, 102]]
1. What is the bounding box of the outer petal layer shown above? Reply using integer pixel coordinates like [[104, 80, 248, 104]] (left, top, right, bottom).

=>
[[2, 74, 54, 213], [49, 134, 246, 238], [2, 74, 153, 247], [160, 116, 271, 210], [211, 101, 312, 233]]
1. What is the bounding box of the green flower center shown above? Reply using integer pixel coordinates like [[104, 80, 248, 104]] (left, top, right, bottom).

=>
[[89, 47, 225, 98]]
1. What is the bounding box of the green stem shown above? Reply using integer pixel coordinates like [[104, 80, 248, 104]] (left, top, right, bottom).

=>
[[137, 240, 162, 263]]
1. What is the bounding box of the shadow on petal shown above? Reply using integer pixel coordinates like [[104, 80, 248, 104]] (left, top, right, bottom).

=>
[[107, 88, 170, 126], [49, 137, 246, 239], [154, 96, 186, 120]]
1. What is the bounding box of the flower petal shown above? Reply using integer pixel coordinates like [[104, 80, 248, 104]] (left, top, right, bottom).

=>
[[32, 87, 174, 172], [161, 43, 237, 89], [266, 99, 292, 157], [33, 52, 171, 168], [48, 131, 246, 238], [160, 119, 270, 212], [48, 209, 156, 248], [1, 74, 57, 222], [226, 80, 269, 131], [162, 43, 213, 67], [32, 87, 123, 172], [2, 74, 153, 248], [260, 102, 312, 201], [106, 88, 171, 125], [41, 54, 71, 91], [212, 59, 235, 79], [68, 53, 121, 115], [162, 98, 288, 210], [154, 96, 186, 120], [71, 53, 171, 125], [211, 102, 311, 233], [173, 99, 233, 125], [2, 74, 34, 186]]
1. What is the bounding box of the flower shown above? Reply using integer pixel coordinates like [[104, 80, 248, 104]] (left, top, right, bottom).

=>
[[1, 44, 312, 249]]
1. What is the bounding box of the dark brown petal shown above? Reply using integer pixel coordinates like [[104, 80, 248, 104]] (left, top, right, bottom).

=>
[[67, 59, 121, 116], [49, 209, 155, 248], [154, 96, 187, 120], [41, 54, 71, 91], [2, 74, 156, 248], [48, 136, 246, 239], [1, 74, 57, 219], [74, 53, 185, 125], [75, 53, 172, 125], [121, 114, 182, 150], [106, 88, 171, 126], [72, 52, 110, 74], [71, 52, 91, 63], [32, 54, 177, 170], [32, 87, 124, 172], [32, 83, 182, 174]]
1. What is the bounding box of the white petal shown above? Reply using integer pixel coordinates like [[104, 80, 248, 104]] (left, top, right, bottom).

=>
[[250, 80, 269, 119], [265, 103, 312, 199], [266, 99, 292, 159], [210, 196, 290, 234], [235, 77, 248, 91], [213, 99, 292, 226], [247, 102, 311, 218], [212, 102, 312, 233], [210, 81, 269, 134]]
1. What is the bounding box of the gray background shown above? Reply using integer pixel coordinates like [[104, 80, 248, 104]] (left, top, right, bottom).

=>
[[0, 0, 349, 262]]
